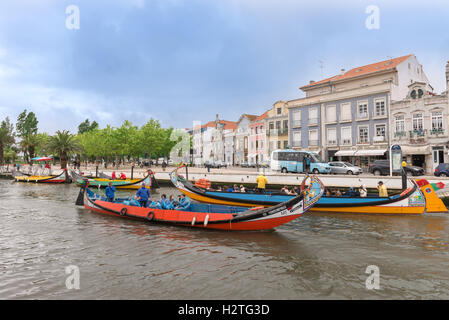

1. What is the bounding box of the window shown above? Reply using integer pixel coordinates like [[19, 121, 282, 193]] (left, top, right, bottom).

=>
[[413, 113, 423, 131], [292, 110, 301, 127], [432, 111, 443, 130], [277, 141, 281, 149], [375, 99, 386, 117], [269, 141, 274, 152], [341, 127, 352, 145], [283, 119, 288, 129], [292, 132, 301, 147], [418, 89, 424, 98], [277, 107, 282, 115], [283, 140, 288, 149], [358, 126, 369, 143], [309, 108, 318, 125], [309, 130, 318, 146], [260, 125, 263, 133], [269, 121, 274, 130], [327, 128, 337, 145], [255, 127, 258, 134], [411, 90, 417, 99], [395, 115, 405, 133], [340, 103, 352, 121], [276, 121, 281, 129], [358, 101, 368, 119], [375, 124, 386, 142], [326, 105, 336, 122]]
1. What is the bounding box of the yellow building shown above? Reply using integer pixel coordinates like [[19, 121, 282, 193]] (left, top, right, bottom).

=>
[[266, 101, 289, 157]]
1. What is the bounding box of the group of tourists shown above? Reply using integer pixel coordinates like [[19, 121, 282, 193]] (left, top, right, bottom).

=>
[[111, 171, 127, 180], [104, 182, 191, 211], [323, 181, 387, 198], [280, 186, 300, 195]]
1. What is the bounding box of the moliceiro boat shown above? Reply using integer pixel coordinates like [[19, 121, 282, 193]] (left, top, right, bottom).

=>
[[14, 169, 72, 184], [74, 170, 156, 190], [170, 166, 445, 214], [75, 176, 324, 231]]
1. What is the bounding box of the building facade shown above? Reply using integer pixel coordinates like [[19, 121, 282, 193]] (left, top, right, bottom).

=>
[[266, 101, 289, 157], [248, 111, 268, 165], [287, 54, 431, 170], [390, 62, 449, 173], [234, 114, 257, 165]]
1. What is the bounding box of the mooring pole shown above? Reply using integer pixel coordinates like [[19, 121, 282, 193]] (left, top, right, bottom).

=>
[[95, 165, 98, 178], [131, 165, 134, 180], [186, 164, 189, 181]]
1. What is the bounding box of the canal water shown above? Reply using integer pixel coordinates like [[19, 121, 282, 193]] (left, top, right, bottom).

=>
[[1, 179, 449, 299]]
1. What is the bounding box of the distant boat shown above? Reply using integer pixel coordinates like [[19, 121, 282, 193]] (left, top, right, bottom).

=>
[[14, 169, 72, 184], [74, 170, 157, 190], [170, 166, 442, 215], [75, 175, 324, 231]]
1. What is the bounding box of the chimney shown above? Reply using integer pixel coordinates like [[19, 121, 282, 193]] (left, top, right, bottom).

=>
[[309, 80, 315, 84], [340, 68, 346, 75]]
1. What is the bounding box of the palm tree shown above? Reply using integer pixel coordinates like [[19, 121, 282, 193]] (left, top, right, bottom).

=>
[[19, 134, 40, 163], [45, 130, 83, 168]]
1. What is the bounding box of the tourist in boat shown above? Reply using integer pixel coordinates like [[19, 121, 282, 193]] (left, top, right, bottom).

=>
[[136, 183, 151, 207], [281, 186, 289, 194], [346, 187, 357, 197], [176, 194, 191, 210], [334, 189, 342, 197], [120, 172, 126, 180], [226, 185, 234, 192], [105, 182, 116, 202], [159, 194, 169, 209], [256, 172, 268, 193], [233, 184, 240, 192], [111, 171, 117, 179], [377, 181, 388, 197], [216, 186, 222, 192], [325, 189, 332, 197], [359, 185, 367, 197], [288, 188, 297, 195], [124, 195, 141, 207], [240, 185, 246, 193]]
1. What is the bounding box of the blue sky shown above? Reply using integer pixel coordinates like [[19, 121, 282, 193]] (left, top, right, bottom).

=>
[[0, 0, 448, 133]]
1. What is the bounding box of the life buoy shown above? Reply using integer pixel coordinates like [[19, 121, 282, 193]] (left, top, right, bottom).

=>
[[146, 211, 155, 221], [120, 207, 127, 216]]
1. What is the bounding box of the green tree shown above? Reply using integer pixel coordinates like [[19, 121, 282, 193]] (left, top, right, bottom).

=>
[[46, 130, 83, 168], [78, 119, 99, 134], [0, 117, 15, 164], [16, 109, 39, 163]]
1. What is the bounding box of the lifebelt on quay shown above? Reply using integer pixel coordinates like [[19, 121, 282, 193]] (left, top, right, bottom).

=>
[[120, 207, 127, 216], [146, 211, 155, 221]]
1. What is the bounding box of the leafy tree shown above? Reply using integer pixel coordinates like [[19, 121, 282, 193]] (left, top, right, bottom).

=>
[[16, 109, 39, 163], [46, 130, 83, 168], [78, 119, 99, 134], [0, 117, 15, 164]]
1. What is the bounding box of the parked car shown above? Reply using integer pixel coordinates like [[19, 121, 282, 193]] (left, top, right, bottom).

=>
[[328, 161, 363, 175], [369, 160, 425, 176], [240, 162, 250, 168], [434, 163, 449, 177]]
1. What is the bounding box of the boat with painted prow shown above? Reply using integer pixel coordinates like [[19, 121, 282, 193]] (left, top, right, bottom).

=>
[[75, 176, 324, 231], [170, 165, 441, 214]]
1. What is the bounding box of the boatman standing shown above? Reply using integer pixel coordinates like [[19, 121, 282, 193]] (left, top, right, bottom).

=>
[[256, 172, 268, 193], [136, 183, 151, 207], [105, 182, 116, 202], [377, 181, 388, 197]]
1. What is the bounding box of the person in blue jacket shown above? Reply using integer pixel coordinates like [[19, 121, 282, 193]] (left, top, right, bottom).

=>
[[105, 182, 116, 202], [176, 194, 191, 211], [136, 183, 151, 207], [158, 194, 169, 209]]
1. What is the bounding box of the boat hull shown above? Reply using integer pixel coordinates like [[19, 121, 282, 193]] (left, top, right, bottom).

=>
[[14, 170, 71, 184], [170, 167, 432, 215], [78, 175, 324, 231]]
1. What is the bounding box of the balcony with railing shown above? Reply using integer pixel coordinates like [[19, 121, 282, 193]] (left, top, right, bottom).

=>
[[373, 135, 387, 143], [267, 128, 289, 136], [342, 138, 352, 145], [409, 129, 427, 143], [327, 139, 337, 146], [394, 131, 407, 138], [292, 140, 302, 148], [430, 128, 445, 136], [309, 139, 318, 146]]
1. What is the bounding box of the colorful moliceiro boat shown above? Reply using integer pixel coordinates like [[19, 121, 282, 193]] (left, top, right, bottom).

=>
[[14, 169, 72, 184], [170, 166, 447, 214], [76, 176, 324, 231], [74, 170, 155, 190]]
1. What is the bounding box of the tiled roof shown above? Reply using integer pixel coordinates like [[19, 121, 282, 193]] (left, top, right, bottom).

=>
[[301, 54, 413, 89], [200, 120, 237, 130], [254, 111, 268, 122]]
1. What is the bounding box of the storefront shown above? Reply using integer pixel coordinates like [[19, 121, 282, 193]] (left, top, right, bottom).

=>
[[400, 145, 431, 172]]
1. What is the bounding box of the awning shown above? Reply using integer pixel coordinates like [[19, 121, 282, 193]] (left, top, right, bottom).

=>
[[401, 145, 431, 155], [334, 150, 356, 157], [354, 149, 387, 156]]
